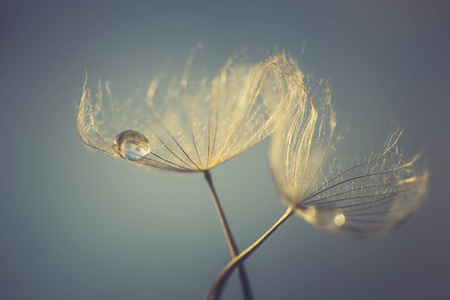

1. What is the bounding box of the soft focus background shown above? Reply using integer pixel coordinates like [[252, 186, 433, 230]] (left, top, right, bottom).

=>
[[1, 0, 449, 299]]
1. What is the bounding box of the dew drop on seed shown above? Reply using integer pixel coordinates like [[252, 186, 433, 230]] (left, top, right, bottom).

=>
[[112, 130, 151, 161], [334, 214, 346, 226], [302, 207, 345, 229]]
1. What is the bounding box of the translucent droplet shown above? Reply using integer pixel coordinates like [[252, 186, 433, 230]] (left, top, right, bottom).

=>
[[334, 214, 346, 226], [300, 207, 345, 229], [113, 130, 150, 161]]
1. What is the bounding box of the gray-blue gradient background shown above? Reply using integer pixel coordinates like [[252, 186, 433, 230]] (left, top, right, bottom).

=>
[[1, 1, 449, 299]]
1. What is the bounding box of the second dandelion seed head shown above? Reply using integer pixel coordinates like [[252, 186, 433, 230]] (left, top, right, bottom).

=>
[[269, 54, 429, 239]]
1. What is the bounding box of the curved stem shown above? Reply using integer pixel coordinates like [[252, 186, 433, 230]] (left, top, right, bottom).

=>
[[204, 170, 254, 300], [205, 206, 294, 300]]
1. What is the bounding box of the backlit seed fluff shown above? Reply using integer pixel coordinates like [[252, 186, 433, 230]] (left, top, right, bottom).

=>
[[77, 50, 298, 172], [269, 59, 429, 238]]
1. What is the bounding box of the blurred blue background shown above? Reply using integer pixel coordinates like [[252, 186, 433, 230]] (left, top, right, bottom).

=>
[[1, 0, 449, 299]]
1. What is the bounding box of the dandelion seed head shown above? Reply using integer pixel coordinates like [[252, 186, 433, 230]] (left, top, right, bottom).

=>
[[78, 50, 297, 172], [270, 56, 429, 238]]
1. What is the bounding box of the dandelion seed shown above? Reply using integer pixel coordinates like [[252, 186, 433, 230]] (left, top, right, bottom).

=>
[[269, 64, 429, 239], [77, 50, 297, 173], [77, 48, 299, 300]]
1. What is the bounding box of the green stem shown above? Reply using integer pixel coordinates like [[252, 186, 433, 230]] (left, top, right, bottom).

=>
[[204, 170, 254, 300], [205, 206, 295, 300]]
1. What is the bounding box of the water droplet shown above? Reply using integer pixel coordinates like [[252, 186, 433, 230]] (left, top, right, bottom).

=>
[[334, 214, 346, 226], [300, 207, 345, 229], [113, 130, 150, 161]]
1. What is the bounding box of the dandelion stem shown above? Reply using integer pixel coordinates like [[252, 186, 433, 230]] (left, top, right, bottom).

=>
[[204, 170, 254, 300], [205, 206, 295, 300]]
